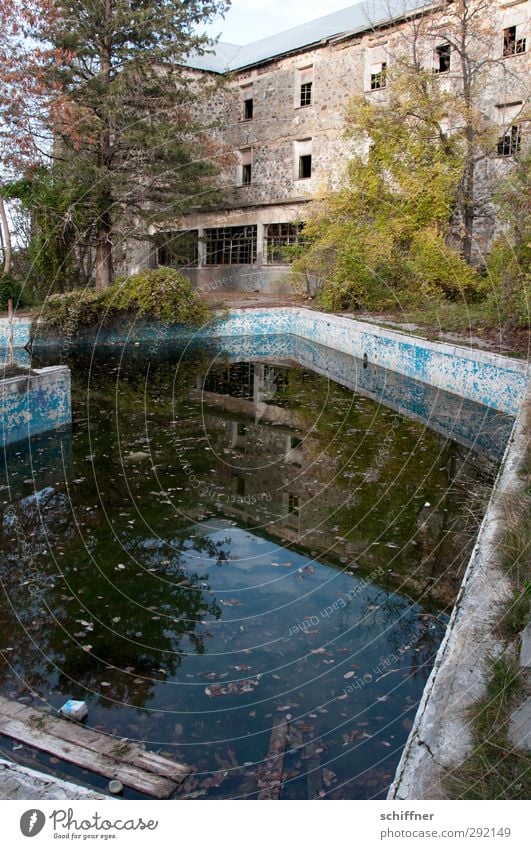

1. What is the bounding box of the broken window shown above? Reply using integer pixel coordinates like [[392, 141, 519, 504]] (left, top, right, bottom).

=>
[[155, 230, 198, 268], [240, 148, 252, 185], [370, 62, 387, 90], [503, 25, 526, 56], [204, 226, 257, 265], [265, 223, 304, 264], [243, 97, 254, 120], [497, 124, 521, 156], [288, 493, 299, 514], [434, 43, 451, 73], [300, 82, 313, 107]]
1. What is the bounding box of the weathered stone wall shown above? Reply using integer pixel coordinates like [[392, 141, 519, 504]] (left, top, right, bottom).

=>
[[133, 1, 530, 284]]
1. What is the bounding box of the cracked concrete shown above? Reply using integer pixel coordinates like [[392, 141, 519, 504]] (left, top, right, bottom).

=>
[[0, 758, 111, 800], [388, 385, 530, 799]]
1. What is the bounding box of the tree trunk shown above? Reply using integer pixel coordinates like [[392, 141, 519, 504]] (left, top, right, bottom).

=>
[[0, 194, 12, 275], [95, 222, 113, 290]]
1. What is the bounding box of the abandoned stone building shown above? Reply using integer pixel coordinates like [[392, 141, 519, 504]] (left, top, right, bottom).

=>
[[128, 0, 529, 292]]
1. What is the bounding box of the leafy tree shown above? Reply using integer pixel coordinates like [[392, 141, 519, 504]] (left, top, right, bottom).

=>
[[12, 0, 229, 289], [485, 151, 530, 327], [294, 68, 478, 311]]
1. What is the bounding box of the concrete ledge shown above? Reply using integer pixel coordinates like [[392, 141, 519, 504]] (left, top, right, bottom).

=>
[[0, 366, 71, 447], [387, 388, 530, 799], [0, 758, 111, 800]]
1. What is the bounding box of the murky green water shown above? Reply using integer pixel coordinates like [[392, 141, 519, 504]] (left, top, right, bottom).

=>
[[0, 336, 512, 798]]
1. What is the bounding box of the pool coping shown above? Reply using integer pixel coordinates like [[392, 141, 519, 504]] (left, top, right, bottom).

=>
[[387, 385, 530, 799]]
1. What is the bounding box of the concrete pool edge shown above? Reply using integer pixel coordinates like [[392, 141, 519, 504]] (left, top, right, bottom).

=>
[[0, 366, 72, 447], [7, 306, 528, 414], [387, 386, 530, 800]]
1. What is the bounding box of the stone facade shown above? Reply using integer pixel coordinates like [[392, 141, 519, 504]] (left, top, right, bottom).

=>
[[128, 0, 529, 289]]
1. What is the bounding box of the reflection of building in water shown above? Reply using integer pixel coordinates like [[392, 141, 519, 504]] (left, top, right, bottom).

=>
[[191, 359, 493, 609]]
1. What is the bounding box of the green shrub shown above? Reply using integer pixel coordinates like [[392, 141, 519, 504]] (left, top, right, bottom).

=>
[[0, 274, 23, 310], [35, 268, 212, 335]]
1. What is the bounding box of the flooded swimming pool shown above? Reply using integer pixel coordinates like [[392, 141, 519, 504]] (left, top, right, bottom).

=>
[[0, 335, 513, 798]]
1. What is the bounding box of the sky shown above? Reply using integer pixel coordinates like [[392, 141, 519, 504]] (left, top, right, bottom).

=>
[[203, 0, 357, 45]]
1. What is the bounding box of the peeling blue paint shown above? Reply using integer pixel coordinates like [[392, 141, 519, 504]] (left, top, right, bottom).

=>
[[5, 307, 527, 415], [0, 366, 71, 447]]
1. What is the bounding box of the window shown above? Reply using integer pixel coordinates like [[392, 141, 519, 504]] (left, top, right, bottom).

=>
[[497, 125, 521, 156], [239, 148, 252, 185], [503, 25, 526, 56], [294, 138, 312, 180], [155, 230, 198, 268], [370, 62, 387, 90], [298, 155, 312, 179], [204, 226, 257, 265], [288, 493, 299, 514], [296, 66, 313, 108], [300, 82, 312, 107], [265, 223, 304, 264], [434, 44, 451, 73], [243, 97, 254, 120]]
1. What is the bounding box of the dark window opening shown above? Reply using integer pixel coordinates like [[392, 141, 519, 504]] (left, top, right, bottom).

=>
[[290, 436, 303, 450], [298, 154, 312, 179], [300, 81, 313, 107], [497, 124, 521, 156], [434, 44, 451, 73], [242, 163, 252, 185], [243, 97, 253, 120], [203, 362, 255, 398], [503, 25, 526, 56], [237, 423, 247, 436], [156, 230, 198, 268], [204, 226, 257, 266], [288, 493, 299, 514], [370, 62, 387, 90], [265, 223, 304, 264], [236, 477, 246, 496]]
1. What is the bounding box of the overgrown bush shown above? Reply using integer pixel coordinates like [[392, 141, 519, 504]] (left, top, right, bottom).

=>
[[0, 274, 24, 310], [35, 268, 212, 334], [293, 69, 482, 312]]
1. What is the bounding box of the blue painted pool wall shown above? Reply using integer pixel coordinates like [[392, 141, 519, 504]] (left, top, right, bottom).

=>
[[3, 307, 527, 415], [0, 366, 72, 447]]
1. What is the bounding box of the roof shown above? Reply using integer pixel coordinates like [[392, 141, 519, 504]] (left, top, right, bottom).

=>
[[186, 0, 432, 72]]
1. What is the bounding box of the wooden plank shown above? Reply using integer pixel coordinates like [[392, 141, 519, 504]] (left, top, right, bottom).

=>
[[257, 720, 288, 800], [91, 740, 190, 780], [0, 697, 33, 720], [0, 715, 177, 798], [0, 696, 189, 787]]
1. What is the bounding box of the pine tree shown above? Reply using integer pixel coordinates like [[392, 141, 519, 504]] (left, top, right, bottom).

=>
[[28, 0, 228, 288]]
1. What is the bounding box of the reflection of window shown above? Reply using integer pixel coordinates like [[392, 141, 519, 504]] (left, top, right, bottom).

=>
[[370, 62, 386, 90], [497, 125, 521, 156], [503, 25, 526, 57], [204, 226, 257, 265], [288, 493, 299, 514], [243, 97, 253, 120], [155, 230, 198, 268], [433, 44, 450, 73], [265, 223, 304, 263]]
